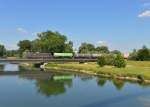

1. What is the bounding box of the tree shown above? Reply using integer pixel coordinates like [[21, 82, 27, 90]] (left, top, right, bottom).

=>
[[6, 50, 18, 57], [79, 43, 95, 53], [36, 31, 67, 53], [111, 50, 121, 55], [128, 46, 150, 61], [18, 30, 73, 55], [137, 46, 150, 61], [113, 54, 126, 68], [104, 54, 115, 65], [64, 41, 73, 53], [128, 49, 138, 60], [31, 31, 72, 53], [0, 44, 6, 57], [18, 40, 32, 56], [97, 56, 106, 67], [31, 39, 44, 52], [95, 46, 109, 53]]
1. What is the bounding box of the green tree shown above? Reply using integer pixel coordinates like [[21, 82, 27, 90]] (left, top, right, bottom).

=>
[[79, 43, 95, 53], [31, 39, 44, 52], [95, 46, 109, 53], [104, 54, 115, 65], [97, 56, 106, 67], [32, 31, 72, 53], [6, 50, 18, 57], [37, 31, 67, 53], [137, 46, 150, 61], [0, 44, 6, 57], [64, 41, 73, 53], [111, 50, 121, 55], [18, 30, 73, 54], [113, 54, 126, 68], [18, 40, 32, 57], [128, 49, 138, 60]]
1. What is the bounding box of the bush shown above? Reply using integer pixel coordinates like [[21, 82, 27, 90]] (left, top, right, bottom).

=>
[[113, 54, 126, 68], [104, 54, 115, 65], [97, 56, 106, 67], [97, 54, 126, 68]]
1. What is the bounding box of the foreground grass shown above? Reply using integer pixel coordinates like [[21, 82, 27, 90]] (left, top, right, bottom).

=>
[[45, 61, 150, 80]]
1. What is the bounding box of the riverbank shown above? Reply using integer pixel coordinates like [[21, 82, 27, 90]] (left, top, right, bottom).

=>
[[44, 61, 150, 84], [19, 63, 41, 71]]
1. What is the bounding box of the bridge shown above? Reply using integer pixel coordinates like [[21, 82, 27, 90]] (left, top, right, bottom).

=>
[[0, 58, 97, 63]]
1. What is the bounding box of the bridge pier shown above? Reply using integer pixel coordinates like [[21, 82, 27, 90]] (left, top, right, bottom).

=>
[[33, 62, 45, 68]]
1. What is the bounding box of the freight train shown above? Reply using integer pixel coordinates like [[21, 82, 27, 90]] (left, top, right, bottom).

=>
[[24, 52, 102, 59]]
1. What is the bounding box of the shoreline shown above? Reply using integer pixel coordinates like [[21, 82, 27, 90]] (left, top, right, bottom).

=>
[[44, 66, 150, 84]]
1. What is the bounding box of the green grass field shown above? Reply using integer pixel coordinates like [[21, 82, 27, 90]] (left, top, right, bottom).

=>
[[45, 61, 150, 80]]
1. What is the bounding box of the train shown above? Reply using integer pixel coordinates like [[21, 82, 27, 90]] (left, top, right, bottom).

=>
[[24, 52, 102, 59]]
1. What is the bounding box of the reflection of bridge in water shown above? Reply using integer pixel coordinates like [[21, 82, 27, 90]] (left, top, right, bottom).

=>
[[0, 70, 54, 80], [0, 59, 97, 63]]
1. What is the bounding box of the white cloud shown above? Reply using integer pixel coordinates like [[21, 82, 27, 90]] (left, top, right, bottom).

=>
[[97, 41, 108, 46], [138, 10, 150, 17], [5, 44, 18, 50], [16, 27, 28, 34], [31, 32, 40, 36]]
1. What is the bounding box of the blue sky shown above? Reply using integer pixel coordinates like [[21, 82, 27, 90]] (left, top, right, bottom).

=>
[[0, 0, 150, 52]]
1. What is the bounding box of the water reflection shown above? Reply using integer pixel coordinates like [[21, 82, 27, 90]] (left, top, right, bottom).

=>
[[0, 64, 4, 71], [1, 63, 150, 107], [36, 77, 72, 97], [1, 63, 150, 100], [20, 73, 73, 97], [18, 71, 150, 98], [97, 78, 107, 87], [97, 77, 125, 90], [112, 79, 125, 90], [0, 63, 19, 72]]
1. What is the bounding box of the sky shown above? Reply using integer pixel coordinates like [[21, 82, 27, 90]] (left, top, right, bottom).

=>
[[0, 0, 150, 52]]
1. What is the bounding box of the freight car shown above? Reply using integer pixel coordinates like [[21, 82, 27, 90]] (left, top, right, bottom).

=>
[[53, 53, 73, 58], [74, 53, 101, 59], [24, 52, 53, 59], [24, 52, 101, 59]]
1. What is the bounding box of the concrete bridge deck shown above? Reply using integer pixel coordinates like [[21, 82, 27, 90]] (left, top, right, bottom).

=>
[[0, 58, 97, 63]]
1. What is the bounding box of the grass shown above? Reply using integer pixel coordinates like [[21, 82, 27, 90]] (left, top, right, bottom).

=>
[[45, 61, 150, 80]]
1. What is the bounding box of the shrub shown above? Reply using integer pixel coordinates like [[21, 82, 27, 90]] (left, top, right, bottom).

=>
[[97, 56, 106, 67], [104, 54, 115, 65], [113, 54, 126, 68]]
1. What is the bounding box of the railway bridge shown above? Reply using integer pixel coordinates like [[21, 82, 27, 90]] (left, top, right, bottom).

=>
[[0, 58, 97, 64]]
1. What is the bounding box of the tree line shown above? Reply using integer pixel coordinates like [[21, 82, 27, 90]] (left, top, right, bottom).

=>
[[0, 30, 122, 58], [2, 30, 149, 61], [129, 46, 150, 61]]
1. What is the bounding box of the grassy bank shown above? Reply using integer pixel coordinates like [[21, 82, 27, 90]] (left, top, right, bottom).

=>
[[45, 61, 150, 82]]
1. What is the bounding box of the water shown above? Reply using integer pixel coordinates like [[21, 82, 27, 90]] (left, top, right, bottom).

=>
[[0, 63, 19, 71], [0, 63, 150, 107]]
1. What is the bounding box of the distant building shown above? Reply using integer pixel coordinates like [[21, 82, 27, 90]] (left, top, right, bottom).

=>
[[124, 53, 129, 59]]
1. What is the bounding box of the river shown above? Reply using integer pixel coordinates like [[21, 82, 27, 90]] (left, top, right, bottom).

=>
[[0, 63, 150, 107]]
